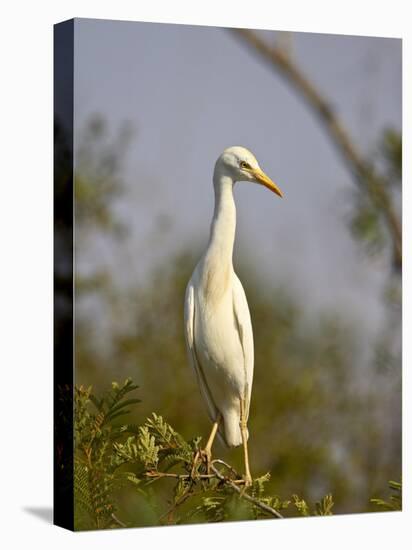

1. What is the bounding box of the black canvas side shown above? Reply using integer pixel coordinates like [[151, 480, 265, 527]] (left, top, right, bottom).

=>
[[53, 18, 74, 532]]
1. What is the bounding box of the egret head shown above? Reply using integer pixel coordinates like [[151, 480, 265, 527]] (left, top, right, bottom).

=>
[[215, 146, 283, 197]]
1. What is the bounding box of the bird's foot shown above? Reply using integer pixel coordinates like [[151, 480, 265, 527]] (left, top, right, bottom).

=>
[[243, 473, 252, 487], [190, 450, 201, 478], [190, 448, 212, 478], [238, 474, 253, 495], [201, 447, 212, 474]]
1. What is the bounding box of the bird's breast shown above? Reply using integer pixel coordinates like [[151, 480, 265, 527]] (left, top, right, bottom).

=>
[[194, 286, 245, 394], [202, 260, 231, 306]]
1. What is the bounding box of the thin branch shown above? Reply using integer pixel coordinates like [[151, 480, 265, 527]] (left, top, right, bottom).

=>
[[144, 463, 283, 520], [230, 28, 402, 270], [211, 458, 240, 478], [111, 513, 127, 528], [159, 484, 195, 523], [208, 462, 283, 519], [145, 471, 215, 480]]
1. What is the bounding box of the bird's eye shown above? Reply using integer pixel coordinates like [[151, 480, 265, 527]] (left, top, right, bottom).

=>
[[240, 161, 251, 170]]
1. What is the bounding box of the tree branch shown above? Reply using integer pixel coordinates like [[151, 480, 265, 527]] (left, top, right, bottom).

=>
[[208, 462, 283, 519], [144, 461, 284, 520], [145, 471, 215, 480], [111, 513, 127, 528], [230, 28, 402, 270]]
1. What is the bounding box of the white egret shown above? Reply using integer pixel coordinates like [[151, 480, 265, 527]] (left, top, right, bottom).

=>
[[184, 146, 283, 485]]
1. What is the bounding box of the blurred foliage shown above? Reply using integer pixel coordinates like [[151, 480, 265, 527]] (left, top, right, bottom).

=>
[[71, 116, 401, 529], [75, 114, 134, 235], [349, 128, 401, 262], [370, 480, 402, 512], [380, 129, 402, 185], [350, 195, 385, 257], [75, 247, 401, 524]]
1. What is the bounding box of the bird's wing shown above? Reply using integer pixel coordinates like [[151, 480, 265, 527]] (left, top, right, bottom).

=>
[[184, 282, 219, 422], [232, 273, 254, 420]]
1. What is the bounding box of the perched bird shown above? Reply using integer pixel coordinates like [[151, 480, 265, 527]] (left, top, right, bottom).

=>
[[184, 146, 283, 485]]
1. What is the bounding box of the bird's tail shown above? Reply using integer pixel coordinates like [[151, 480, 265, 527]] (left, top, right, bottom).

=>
[[219, 410, 247, 448]]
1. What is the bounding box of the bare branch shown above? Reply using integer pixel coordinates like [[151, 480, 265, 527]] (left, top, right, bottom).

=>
[[209, 462, 283, 519], [144, 463, 284, 520], [111, 513, 127, 528], [230, 28, 402, 270], [145, 471, 214, 480], [159, 484, 195, 523]]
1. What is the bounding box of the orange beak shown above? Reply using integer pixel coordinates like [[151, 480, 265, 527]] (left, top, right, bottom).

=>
[[251, 168, 283, 198]]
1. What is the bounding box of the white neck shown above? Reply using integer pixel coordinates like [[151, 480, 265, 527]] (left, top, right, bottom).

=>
[[201, 170, 236, 296]]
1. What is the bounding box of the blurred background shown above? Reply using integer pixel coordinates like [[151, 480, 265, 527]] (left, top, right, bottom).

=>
[[64, 18, 401, 520]]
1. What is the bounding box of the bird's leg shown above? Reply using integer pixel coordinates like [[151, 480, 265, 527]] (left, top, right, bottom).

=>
[[190, 449, 201, 478], [203, 414, 221, 473], [191, 414, 221, 477], [240, 398, 252, 487]]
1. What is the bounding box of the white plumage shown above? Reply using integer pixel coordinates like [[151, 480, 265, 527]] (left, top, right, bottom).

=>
[[184, 146, 282, 483]]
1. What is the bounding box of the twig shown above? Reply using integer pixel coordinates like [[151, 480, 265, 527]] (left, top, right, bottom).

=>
[[145, 463, 283, 519], [159, 488, 196, 523], [145, 471, 215, 480], [211, 458, 241, 479], [111, 513, 127, 528], [230, 28, 402, 270], [208, 463, 283, 519]]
